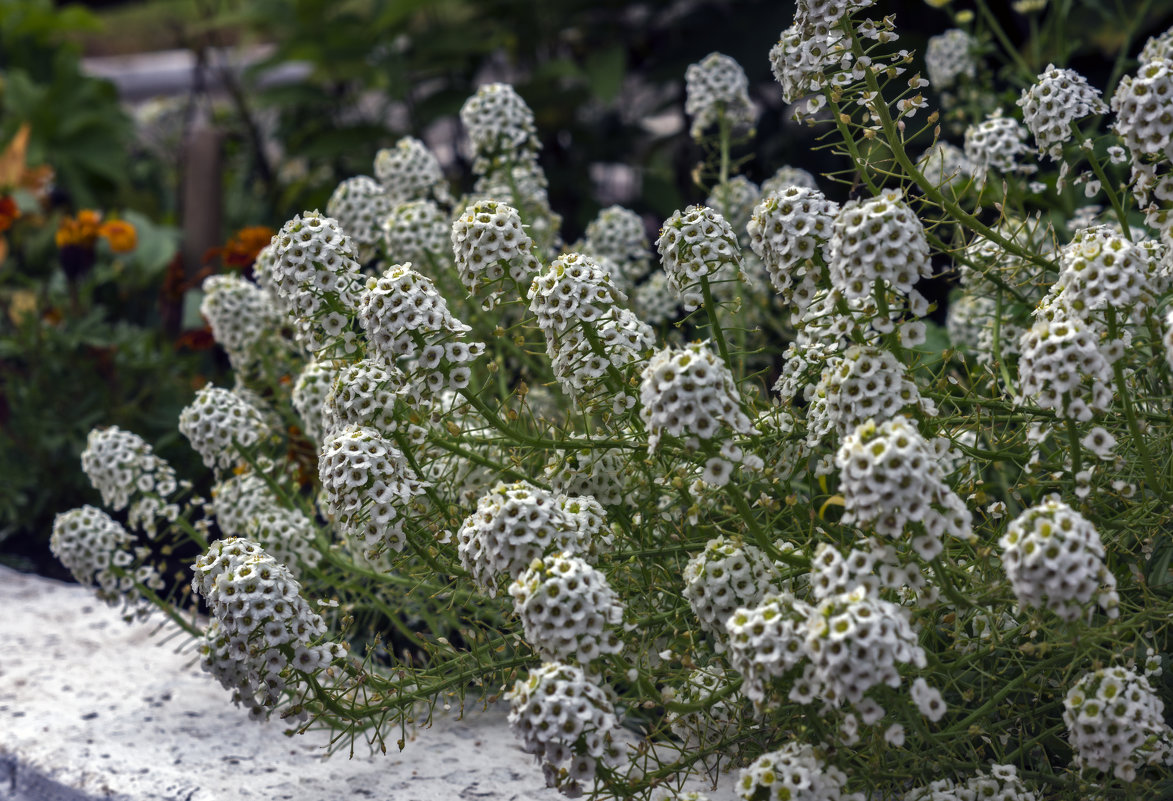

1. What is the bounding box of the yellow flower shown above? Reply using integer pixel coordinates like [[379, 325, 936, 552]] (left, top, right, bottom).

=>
[[98, 220, 138, 253]]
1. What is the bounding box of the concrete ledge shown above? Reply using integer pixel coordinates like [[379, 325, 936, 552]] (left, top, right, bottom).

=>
[[0, 566, 560, 801]]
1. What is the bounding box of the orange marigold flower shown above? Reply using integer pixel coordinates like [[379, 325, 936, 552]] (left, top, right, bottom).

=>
[[221, 225, 276, 269], [98, 220, 137, 253], [0, 196, 19, 233], [55, 210, 102, 249]]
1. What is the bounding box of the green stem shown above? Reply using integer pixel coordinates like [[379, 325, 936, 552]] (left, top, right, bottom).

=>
[[1071, 122, 1131, 239]]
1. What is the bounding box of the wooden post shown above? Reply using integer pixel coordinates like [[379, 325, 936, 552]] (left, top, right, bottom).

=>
[[180, 112, 222, 284]]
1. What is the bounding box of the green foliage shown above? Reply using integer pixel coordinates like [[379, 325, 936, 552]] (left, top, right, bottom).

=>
[[0, 0, 132, 208]]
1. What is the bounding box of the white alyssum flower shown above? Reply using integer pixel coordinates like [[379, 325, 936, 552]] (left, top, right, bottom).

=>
[[761, 165, 819, 195], [326, 175, 392, 257], [684, 52, 757, 140], [269, 210, 365, 355], [748, 185, 839, 316], [578, 205, 651, 292], [291, 359, 341, 443], [683, 536, 778, 648], [373, 137, 452, 206], [827, 189, 931, 306], [925, 29, 977, 90], [639, 340, 754, 452], [506, 661, 622, 796], [903, 763, 1041, 801], [1018, 65, 1107, 159], [178, 385, 270, 473], [382, 200, 449, 265], [528, 252, 654, 410], [1112, 59, 1173, 162], [726, 591, 812, 706], [321, 358, 406, 436], [508, 551, 625, 664], [1047, 225, 1155, 318], [656, 205, 743, 311], [81, 426, 178, 535], [1000, 498, 1119, 621], [460, 83, 540, 169], [51, 505, 163, 611], [1017, 313, 1113, 421], [358, 262, 485, 395], [211, 473, 321, 573], [200, 273, 283, 374], [192, 538, 346, 720], [318, 425, 428, 558], [835, 417, 973, 561], [964, 111, 1037, 182], [450, 199, 540, 309], [1064, 665, 1173, 781], [817, 345, 935, 440], [457, 481, 606, 595], [737, 741, 858, 801]]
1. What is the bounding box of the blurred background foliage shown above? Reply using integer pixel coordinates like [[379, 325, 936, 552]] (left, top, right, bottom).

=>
[[2, 0, 1173, 577]]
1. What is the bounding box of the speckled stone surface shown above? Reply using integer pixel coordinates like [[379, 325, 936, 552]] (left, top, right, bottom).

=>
[[0, 565, 564, 801], [0, 566, 737, 801]]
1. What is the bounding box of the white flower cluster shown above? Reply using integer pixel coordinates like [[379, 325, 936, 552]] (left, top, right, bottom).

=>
[[579, 205, 651, 292], [318, 425, 427, 558], [460, 83, 540, 170], [200, 273, 283, 375], [726, 591, 811, 706], [903, 764, 1039, 801], [683, 536, 778, 647], [805, 585, 928, 707], [818, 345, 933, 440], [457, 481, 606, 595], [748, 186, 839, 315], [638, 341, 754, 455], [664, 665, 740, 755], [656, 205, 742, 311], [835, 417, 973, 560], [1064, 665, 1173, 781], [322, 358, 405, 435], [1048, 225, 1154, 317], [269, 210, 365, 355], [506, 661, 622, 797], [326, 175, 392, 257], [51, 505, 163, 610], [810, 539, 929, 602], [1111, 59, 1173, 162], [81, 426, 179, 536], [373, 136, 451, 206], [451, 199, 541, 309], [925, 29, 977, 90], [761, 165, 819, 195], [178, 385, 270, 472], [212, 473, 320, 573], [632, 269, 680, 326], [828, 189, 931, 306], [705, 176, 759, 247], [292, 359, 340, 443], [382, 200, 449, 265], [684, 52, 757, 140], [1016, 314, 1113, 421], [508, 551, 625, 664], [737, 742, 857, 801], [1018, 66, 1106, 159], [543, 443, 628, 506], [964, 111, 1037, 182], [999, 498, 1118, 621], [1141, 26, 1173, 63], [358, 262, 484, 395], [192, 538, 345, 719], [528, 252, 654, 410]]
